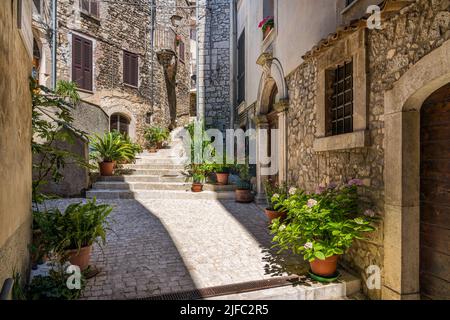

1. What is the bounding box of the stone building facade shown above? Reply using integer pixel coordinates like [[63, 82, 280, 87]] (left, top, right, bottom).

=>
[[0, 0, 33, 296], [197, 0, 233, 131], [236, 0, 450, 299], [32, 0, 193, 144]]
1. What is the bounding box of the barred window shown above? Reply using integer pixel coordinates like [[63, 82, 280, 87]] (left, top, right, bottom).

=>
[[329, 60, 353, 136]]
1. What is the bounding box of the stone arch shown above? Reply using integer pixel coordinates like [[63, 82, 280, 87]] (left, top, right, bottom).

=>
[[255, 54, 289, 197], [106, 106, 137, 141], [383, 39, 450, 300]]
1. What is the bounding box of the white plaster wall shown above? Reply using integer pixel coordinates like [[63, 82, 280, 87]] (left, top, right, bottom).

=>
[[237, 0, 340, 105]]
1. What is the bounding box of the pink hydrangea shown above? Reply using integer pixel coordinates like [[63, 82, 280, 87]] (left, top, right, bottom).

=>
[[364, 209, 376, 217], [348, 178, 364, 186], [307, 199, 318, 208], [304, 242, 313, 249]]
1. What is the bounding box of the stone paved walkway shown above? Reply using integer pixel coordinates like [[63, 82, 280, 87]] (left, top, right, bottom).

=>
[[43, 198, 309, 300]]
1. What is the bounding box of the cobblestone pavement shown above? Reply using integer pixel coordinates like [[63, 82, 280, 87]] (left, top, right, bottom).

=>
[[43, 199, 308, 300]]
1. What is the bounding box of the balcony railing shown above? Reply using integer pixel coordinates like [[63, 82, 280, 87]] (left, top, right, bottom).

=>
[[154, 26, 177, 53]]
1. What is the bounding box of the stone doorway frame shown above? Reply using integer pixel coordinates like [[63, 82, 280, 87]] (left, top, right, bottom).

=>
[[383, 39, 450, 300], [255, 53, 289, 198]]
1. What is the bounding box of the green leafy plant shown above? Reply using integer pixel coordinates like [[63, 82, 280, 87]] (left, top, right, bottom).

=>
[[270, 182, 376, 262], [144, 126, 170, 148], [34, 198, 113, 256], [89, 132, 135, 163], [263, 180, 288, 210], [110, 130, 142, 163], [235, 159, 252, 190], [26, 269, 86, 300], [31, 79, 89, 206]]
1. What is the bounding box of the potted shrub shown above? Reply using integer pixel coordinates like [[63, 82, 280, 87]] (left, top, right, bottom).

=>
[[258, 16, 274, 39], [212, 161, 233, 185], [263, 180, 288, 223], [111, 131, 142, 164], [34, 199, 113, 271], [144, 126, 170, 152], [90, 132, 134, 176], [187, 163, 211, 192], [270, 181, 376, 278], [235, 162, 254, 203]]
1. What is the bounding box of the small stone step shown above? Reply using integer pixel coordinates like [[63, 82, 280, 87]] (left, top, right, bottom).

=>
[[86, 189, 237, 200], [92, 181, 192, 191], [121, 163, 185, 170], [98, 175, 186, 183], [115, 169, 185, 176]]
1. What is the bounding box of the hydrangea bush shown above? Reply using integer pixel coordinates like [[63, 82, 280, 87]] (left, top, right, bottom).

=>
[[270, 180, 376, 262]]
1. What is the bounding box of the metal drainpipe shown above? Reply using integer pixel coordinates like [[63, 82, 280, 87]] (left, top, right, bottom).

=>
[[150, 0, 156, 122], [51, 0, 57, 90], [229, 0, 237, 129], [195, 0, 202, 120]]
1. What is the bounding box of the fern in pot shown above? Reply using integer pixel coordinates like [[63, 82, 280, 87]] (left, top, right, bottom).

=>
[[34, 199, 113, 271], [235, 161, 254, 203]]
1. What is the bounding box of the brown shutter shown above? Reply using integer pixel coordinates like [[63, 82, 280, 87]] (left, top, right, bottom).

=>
[[123, 51, 130, 85], [83, 39, 93, 91], [130, 54, 138, 87], [179, 41, 185, 62], [90, 1, 99, 17], [72, 36, 84, 89], [81, 0, 89, 12]]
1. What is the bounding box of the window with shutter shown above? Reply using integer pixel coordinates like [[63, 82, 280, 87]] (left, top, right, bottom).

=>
[[237, 30, 246, 105], [72, 35, 93, 91], [81, 0, 99, 19], [123, 51, 139, 87]]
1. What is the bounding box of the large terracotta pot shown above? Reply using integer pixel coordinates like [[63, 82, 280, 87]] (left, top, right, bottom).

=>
[[216, 173, 229, 185], [265, 208, 286, 223], [148, 147, 157, 153], [310, 255, 339, 277], [191, 183, 203, 193], [235, 189, 254, 203], [67, 245, 92, 271], [99, 161, 114, 176]]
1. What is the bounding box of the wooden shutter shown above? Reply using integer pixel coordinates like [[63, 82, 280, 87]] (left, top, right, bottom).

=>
[[179, 40, 185, 62], [130, 54, 138, 87], [123, 51, 138, 87], [72, 35, 93, 91], [90, 1, 99, 17], [72, 36, 84, 89], [81, 0, 89, 12], [237, 31, 245, 104]]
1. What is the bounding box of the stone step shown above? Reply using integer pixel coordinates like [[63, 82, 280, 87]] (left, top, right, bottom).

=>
[[98, 175, 186, 183], [92, 181, 237, 192], [115, 169, 185, 176], [86, 189, 237, 200], [206, 270, 361, 300], [120, 163, 185, 170]]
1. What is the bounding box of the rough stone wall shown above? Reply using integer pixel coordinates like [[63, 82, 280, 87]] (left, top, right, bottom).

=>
[[39, 0, 192, 144], [286, 0, 449, 299], [198, 0, 231, 132], [0, 0, 33, 294]]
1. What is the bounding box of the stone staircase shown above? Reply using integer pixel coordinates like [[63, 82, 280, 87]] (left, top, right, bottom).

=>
[[86, 128, 236, 200]]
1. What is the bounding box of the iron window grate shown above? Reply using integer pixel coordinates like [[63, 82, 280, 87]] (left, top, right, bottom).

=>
[[330, 60, 353, 136]]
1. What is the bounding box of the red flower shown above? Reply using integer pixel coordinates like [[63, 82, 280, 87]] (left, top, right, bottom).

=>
[[258, 16, 269, 28]]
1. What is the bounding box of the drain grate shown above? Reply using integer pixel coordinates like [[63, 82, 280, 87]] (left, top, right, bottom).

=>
[[137, 275, 301, 300]]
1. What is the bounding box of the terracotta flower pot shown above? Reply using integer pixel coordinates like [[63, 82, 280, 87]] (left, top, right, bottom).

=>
[[99, 161, 114, 176], [216, 173, 229, 185], [67, 245, 92, 271], [148, 147, 157, 153], [310, 255, 339, 277], [191, 183, 203, 193], [235, 189, 254, 203], [265, 208, 286, 223]]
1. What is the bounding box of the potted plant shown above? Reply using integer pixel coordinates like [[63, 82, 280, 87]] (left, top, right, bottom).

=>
[[90, 132, 134, 176], [144, 126, 170, 152], [258, 16, 274, 39], [34, 198, 113, 271], [235, 162, 254, 203], [111, 131, 142, 164], [263, 180, 288, 223], [270, 181, 376, 278]]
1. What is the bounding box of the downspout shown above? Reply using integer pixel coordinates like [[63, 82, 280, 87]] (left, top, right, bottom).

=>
[[229, 0, 237, 129], [150, 0, 156, 121], [195, 0, 203, 120], [51, 0, 57, 90]]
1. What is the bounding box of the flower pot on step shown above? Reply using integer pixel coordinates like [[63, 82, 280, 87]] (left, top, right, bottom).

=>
[[99, 161, 114, 176], [265, 208, 286, 223], [216, 173, 229, 185], [310, 255, 340, 277], [191, 183, 203, 193], [235, 189, 254, 203], [66, 245, 92, 271]]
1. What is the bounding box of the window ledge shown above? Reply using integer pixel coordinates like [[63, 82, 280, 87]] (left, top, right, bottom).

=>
[[313, 130, 369, 152]]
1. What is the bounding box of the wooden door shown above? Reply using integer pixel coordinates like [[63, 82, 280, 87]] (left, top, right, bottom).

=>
[[420, 83, 450, 300]]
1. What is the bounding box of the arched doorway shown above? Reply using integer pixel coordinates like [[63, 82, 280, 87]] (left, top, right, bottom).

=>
[[383, 40, 450, 300], [420, 83, 450, 300], [110, 113, 130, 136]]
